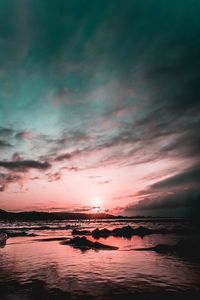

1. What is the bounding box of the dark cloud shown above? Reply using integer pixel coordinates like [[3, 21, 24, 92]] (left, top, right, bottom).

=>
[[0, 160, 50, 172], [0, 140, 12, 148], [0, 128, 14, 150], [0, 172, 22, 192], [111, 194, 138, 201], [12, 152, 22, 161], [30, 176, 39, 180], [0, 127, 14, 138], [48, 109, 199, 170], [48, 171, 61, 182], [124, 164, 200, 217], [61, 166, 79, 172], [15, 131, 32, 140], [125, 187, 200, 217], [152, 165, 200, 189], [74, 206, 101, 213], [55, 153, 72, 161]]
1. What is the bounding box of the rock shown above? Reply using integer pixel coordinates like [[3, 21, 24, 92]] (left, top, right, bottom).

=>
[[134, 226, 151, 236], [173, 240, 200, 256], [91, 225, 165, 238], [5, 231, 37, 237], [92, 228, 111, 238], [148, 244, 175, 253], [72, 225, 171, 239], [62, 236, 118, 251], [112, 225, 134, 237], [36, 237, 69, 242], [0, 232, 8, 247], [136, 240, 200, 257]]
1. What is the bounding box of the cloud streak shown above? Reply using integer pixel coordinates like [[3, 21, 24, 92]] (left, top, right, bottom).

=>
[[0, 160, 50, 172]]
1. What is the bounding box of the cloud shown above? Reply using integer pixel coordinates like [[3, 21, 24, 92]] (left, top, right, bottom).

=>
[[48, 171, 62, 182], [15, 131, 33, 140], [0, 127, 14, 138], [73, 206, 101, 213], [124, 187, 200, 217], [124, 164, 200, 217], [98, 180, 112, 184], [0, 160, 51, 172], [152, 164, 200, 189], [0, 128, 14, 151], [111, 194, 137, 201], [0, 172, 23, 192], [88, 175, 103, 179], [55, 153, 72, 161], [0, 140, 12, 148]]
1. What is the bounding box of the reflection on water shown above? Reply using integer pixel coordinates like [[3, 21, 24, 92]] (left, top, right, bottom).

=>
[[0, 219, 200, 299]]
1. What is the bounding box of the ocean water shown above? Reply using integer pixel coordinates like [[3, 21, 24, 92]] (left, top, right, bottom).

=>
[[0, 219, 200, 300]]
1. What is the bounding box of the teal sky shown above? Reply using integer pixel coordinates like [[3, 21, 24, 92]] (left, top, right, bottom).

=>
[[0, 0, 200, 216]]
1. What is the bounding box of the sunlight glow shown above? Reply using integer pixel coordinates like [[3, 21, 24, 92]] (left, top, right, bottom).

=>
[[91, 197, 103, 210]]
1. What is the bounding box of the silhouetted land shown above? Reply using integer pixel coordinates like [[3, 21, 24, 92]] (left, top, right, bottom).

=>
[[0, 209, 188, 221], [0, 209, 115, 221]]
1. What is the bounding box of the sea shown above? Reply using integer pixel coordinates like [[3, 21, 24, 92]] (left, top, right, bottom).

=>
[[0, 218, 200, 300]]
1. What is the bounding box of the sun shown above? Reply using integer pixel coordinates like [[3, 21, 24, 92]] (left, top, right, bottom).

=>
[[91, 197, 103, 209]]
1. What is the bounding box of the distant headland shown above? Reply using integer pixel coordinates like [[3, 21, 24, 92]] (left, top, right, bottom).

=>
[[0, 209, 118, 221], [0, 209, 184, 221]]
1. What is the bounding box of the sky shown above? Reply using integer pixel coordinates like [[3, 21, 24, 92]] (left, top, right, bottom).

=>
[[0, 0, 200, 217]]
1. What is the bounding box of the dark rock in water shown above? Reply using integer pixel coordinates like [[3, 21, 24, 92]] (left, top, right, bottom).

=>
[[72, 225, 171, 239], [0, 232, 8, 248], [134, 226, 152, 236], [72, 229, 91, 236], [91, 225, 168, 238], [173, 240, 200, 256], [132, 226, 169, 237], [113, 225, 132, 237], [62, 236, 118, 251], [147, 244, 175, 253], [91, 226, 135, 238], [5, 231, 37, 237], [136, 240, 200, 258], [92, 228, 111, 238], [36, 237, 69, 242]]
